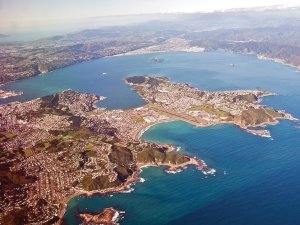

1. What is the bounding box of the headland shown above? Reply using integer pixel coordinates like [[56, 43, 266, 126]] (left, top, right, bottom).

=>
[[0, 76, 296, 224], [0, 89, 23, 99]]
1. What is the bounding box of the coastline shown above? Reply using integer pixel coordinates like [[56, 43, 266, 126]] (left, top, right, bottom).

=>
[[57, 145, 215, 224], [133, 119, 175, 140], [134, 108, 298, 140], [79, 207, 121, 225], [257, 54, 300, 72], [2, 49, 299, 224], [57, 112, 218, 224], [58, 113, 295, 223], [0, 89, 23, 99], [1, 49, 299, 88], [113, 47, 205, 57], [58, 170, 141, 224]]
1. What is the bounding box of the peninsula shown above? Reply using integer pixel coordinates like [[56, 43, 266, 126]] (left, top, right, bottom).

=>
[[0, 76, 296, 224], [80, 207, 120, 225], [0, 90, 23, 99], [0, 88, 214, 225], [125, 76, 297, 137]]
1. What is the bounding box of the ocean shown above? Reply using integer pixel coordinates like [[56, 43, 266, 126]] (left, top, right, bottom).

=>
[[2, 51, 300, 225]]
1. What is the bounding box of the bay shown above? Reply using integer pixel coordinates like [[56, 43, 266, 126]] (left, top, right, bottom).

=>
[[2, 51, 300, 225]]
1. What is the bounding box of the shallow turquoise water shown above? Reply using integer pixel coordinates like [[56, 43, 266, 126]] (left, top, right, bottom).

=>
[[62, 120, 300, 225], [2, 51, 300, 225]]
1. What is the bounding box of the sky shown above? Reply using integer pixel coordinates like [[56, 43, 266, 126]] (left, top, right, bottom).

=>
[[0, 0, 299, 32]]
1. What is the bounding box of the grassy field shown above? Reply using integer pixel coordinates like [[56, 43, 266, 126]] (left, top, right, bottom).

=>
[[189, 104, 231, 117]]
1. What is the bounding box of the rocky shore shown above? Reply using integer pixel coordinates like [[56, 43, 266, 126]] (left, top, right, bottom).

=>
[[126, 76, 298, 138], [1, 76, 297, 224], [0, 89, 23, 99], [80, 207, 120, 225]]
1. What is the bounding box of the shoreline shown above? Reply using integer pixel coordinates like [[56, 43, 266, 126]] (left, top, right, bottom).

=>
[[1, 48, 299, 88], [134, 109, 298, 140], [257, 54, 300, 72], [57, 148, 215, 224], [2, 49, 298, 224], [79, 207, 120, 225], [58, 113, 295, 223], [0, 89, 23, 99], [112, 47, 205, 57], [57, 115, 218, 224], [133, 119, 175, 140]]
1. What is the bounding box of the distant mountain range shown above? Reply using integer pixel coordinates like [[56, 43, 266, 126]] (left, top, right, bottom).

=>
[[1, 7, 300, 84]]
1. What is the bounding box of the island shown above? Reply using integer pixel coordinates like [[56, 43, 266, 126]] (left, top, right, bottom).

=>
[[80, 207, 120, 225], [2, 9, 300, 86], [151, 57, 164, 63], [0, 77, 296, 224]]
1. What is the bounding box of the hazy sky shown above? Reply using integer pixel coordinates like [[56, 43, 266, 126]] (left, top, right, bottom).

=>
[[0, 0, 299, 32]]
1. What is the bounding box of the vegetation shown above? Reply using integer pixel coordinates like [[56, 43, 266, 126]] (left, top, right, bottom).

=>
[[50, 128, 94, 139], [85, 143, 95, 151], [0, 170, 36, 186], [82, 150, 97, 158], [24, 128, 96, 155], [23, 149, 34, 158], [0, 132, 17, 143], [27, 136, 72, 154], [236, 107, 284, 126], [264, 108, 284, 118], [109, 145, 133, 166], [137, 147, 189, 165], [132, 115, 145, 123], [1, 209, 29, 225], [114, 165, 134, 182], [81, 174, 120, 191], [125, 76, 146, 84], [235, 94, 258, 103]]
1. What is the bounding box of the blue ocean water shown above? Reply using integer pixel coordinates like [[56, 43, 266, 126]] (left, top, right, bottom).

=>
[[2, 52, 300, 224]]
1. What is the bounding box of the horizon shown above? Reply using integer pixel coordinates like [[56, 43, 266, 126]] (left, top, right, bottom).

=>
[[0, 0, 300, 33], [1, 1, 300, 224]]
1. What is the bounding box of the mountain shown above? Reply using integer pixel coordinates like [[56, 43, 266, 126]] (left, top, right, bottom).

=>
[[1, 7, 300, 85]]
